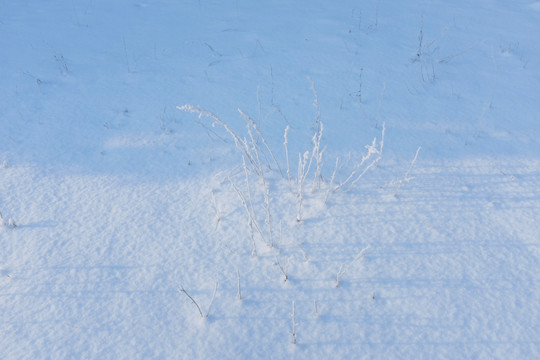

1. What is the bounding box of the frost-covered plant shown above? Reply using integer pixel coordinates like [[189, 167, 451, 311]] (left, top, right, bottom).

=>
[[178, 82, 385, 228], [178, 82, 387, 284], [290, 301, 297, 345], [228, 176, 260, 256], [296, 151, 309, 222], [283, 125, 292, 189], [332, 123, 385, 193]]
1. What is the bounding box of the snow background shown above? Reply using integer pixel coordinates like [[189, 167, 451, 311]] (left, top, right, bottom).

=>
[[1, 0, 539, 358]]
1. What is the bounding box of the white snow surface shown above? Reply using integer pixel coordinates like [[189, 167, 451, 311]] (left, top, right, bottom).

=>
[[1, 1, 540, 359]]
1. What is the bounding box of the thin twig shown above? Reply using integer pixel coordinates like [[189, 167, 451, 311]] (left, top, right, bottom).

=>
[[275, 256, 289, 281], [236, 269, 242, 300], [336, 246, 370, 287], [284, 125, 292, 191], [239, 108, 284, 177], [211, 190, 221, 224], [205, 281, 219, 317], [178, 105, 261, 176], [122, 36, 132, 73], [394, 146, 421, 197], [324, 157, 339, 205], [291, 301, 297, 344], [179, 286, 204, 318]]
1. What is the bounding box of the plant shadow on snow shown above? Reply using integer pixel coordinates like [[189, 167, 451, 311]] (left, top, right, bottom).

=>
[[13, 220, 59, 229]]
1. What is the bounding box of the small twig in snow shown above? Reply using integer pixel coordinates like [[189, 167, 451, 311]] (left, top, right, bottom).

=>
[[291, 301, 297, 345], [275, 256, 289, 282], [335, 246, 370, 287], [211, 190, 221, 224], [236, 269, 242, 301], [179, 286, 204, 318], [394, 146, 421, 197], [284, 125, 292, 191], [178, 282, 219, 318], [205, 281, 219, 317]]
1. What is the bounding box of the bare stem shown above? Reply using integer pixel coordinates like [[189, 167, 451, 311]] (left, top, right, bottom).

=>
[[334, 122, 385, 192], [205, 282, 219, 317], [228, 176, 265, 255], [276, 256, 289, 281], [296, 151, 309, 222], [291, 301, 297, 344], [284, 125, 292, 190], [394, 146, 421, 197], [211, 190, 221, 224], [177, 105, 261, 176], [179, 286, 204, 318], [237, 269, 242, 301], [308, 78, 325, 192], [335, 246, 370, 287], [324, 157, 339, 205], [239, 108, 284, 177]]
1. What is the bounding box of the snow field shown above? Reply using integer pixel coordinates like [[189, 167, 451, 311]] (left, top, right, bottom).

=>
[[1, 0, 540, 358]]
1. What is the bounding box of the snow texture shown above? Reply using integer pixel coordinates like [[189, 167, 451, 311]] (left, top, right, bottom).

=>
[[1, 0, 539, 358]]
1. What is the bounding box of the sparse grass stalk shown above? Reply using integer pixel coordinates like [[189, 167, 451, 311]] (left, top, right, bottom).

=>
[[177, 105, 261, 176], [242, 157, 255, 215], [180, 284, 221, 318], [228, 175, 263, 256], [248, 219, 258, 257], [394, 146, 421, 197], [243, 154, 273, 248], [206, 282, 219, 317], [244, 115, 264, 176], [122, 36, 132, 73], [335, 246, 370, 287], [275, 255, 289, 282], [279, 220, 283, 253], [324, 157, 340, 205], [263, 178, 273, 247], [239, 108, 283, 177], [308, 78, 325, 192], [298, 243, 309, 262], [334, 122, 385, 191], [375, 122, 386, 167], [349, 127, 385, 187], [211, 190, 221, 224], [284, 125, 292, 190], [296, 151, 309, 222], [179, 286, 203, 317], [239, 134, 273, 247], [236, 268, 242, 301], [416, 14, 424, 60], [291, 301, 297, 345]]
